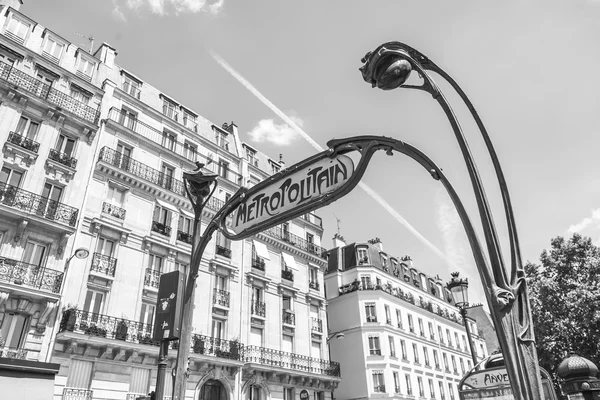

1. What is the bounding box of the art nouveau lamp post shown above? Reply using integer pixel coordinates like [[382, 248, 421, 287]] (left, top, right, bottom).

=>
[[447, 272, 477, 365], [359, 42, 544, 400]]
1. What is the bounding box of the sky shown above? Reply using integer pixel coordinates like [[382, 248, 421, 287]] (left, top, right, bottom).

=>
[[23, 0, 600, 305]]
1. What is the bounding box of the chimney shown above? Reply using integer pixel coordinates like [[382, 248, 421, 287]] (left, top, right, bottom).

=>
[[279, 154, 285, 168], [93, 42, 117, 67], [401, 255, 413, 267], [368, 237, 383, 252], [332, 233, 346, 249], [0, 0, 23, 11]]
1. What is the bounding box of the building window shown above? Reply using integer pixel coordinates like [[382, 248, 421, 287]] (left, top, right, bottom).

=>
[[161, 164, 175, 190], [282, 295, 292, 311], [21, 239, 47, 267], [480, 343, 485, 358], [429, 322, 435, 339], [418, 318, 425, 336], [372, 370, 385, 392], [417, 377, 424, 397], [412, 343, 419, 363], [5, 15, 30, 43], [153, 204, 172, 232], [0, 312, 29, 349], [438, 326, 444, 343], [393, 371, 400, 394], [95, 237, 115, 258], [433, 349, 440, 369], [448, 383, 455, 400], [270, 161, 280, 174], [40, 181, 64, 217], [283, 388, 293, 400], [455, 332, 461, 349], [388, 335, 396, 357], [452, 355, 458, 373], [218, 160, 229, 179], [35, 69, 55, 91], [460, 358, 465, 375], [443, 353, 449, 372], [408, 314, 414, 333], [76, 56, 95, 80], [423, 346, 430, 366], [249, 385, 261, 400], [384, 305, 392, 325], [15, 115, 40, 141], [246, 147, 258, 166], [216, 231, 231, 253], [118, 108, 137, 130], [183, 142, 197, 162], [405, 375, 412, 396], [446, 329, 453, 346], [106, 185, 126, 208], [122, 73, 141, 98], [309, 266, 318, 288], [215, 131, 229, 150], [139, 302, 155, 326], [365, 302, 377, 323], [396, 309, 402, 329], [368, 335, 381, 356], [212, 319, 224, 340], [70, 86, 91, 104], [162, 98, 178, 121], [439, 381, 446, 400], [182, 109, 197, 131], [357, 247, 368, 264], [429, 379, 436, 399], [380, 254, 387, 267], [0, 165, 24, 187], [148, 254, 163, 273], [400, 339, 407, 360], [360, 275, 371, 289], [162, 131, 176, 152], [178, 215, 193, 235], [467, 360, 472, 370], [463, 335, 468, 352], [83, 289, 105, 315]]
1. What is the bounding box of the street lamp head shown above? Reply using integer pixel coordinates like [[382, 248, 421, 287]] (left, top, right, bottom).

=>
[[73, 248, 90, 259], [446, 271, 470, 308], [360, 42, 413, 90], [183, 161, 218, 207]]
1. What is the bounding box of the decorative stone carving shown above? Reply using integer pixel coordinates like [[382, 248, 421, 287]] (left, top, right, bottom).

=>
[[57, 233, 71, 256], [0, 291, 10, 309], [36, 300, 58, 333]]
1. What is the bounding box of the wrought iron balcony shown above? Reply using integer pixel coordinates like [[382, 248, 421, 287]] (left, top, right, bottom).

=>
[[192, 334, 243, 361], [151, 220, 171, 237], [62, 388, 93, 400], [263, 225, 327, 259], [213, 288, 230, 308], [48, 148, 77, 169], [311, 318, 323, 333], [252, 257, 265, 271], [0, 61, 100, 124], [281, 268, 294, 282], [0, 182, 78, 226], [251, 301, 266, 317], [144, 268, 160, 288], [177, 230, 192, 244], [245, 345, 341, 377], [102, 201, 126, 219], [0, 347, 28, 360], [6, 131, 40, 153], [309, 280, 320, 291], [90, 252, 117, 277], [0, 256, 63, 293], [215, 245, 231, 258], [282, 309, 295, 325], [59, 308, 159, 345], [98, 147, 186, 196], [373, 385, 386, 393]]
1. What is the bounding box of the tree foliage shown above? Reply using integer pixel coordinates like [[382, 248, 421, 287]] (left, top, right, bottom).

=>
[[525, 233, 600, 375]]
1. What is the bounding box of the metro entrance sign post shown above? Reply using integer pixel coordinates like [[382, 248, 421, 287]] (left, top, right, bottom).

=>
[[172, 42, 542, 400]]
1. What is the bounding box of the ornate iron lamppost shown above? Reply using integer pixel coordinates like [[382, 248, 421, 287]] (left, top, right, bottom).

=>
[[359, 42, 543, 400], [446, 272, 477, 365]]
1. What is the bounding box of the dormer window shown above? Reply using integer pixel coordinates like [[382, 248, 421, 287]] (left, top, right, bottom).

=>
[[162, 97, 178, 121], [245, 147, 258, 166], [380, 253, 387, 268], [75, 52, 96, 82], [269, 160, 281, 174], [122, 72, 142, 99], [5, 14, 30, 44], [357, 247, 368, 264], [182, 109, 197, 132], [42, 34, 65, 64], [215, 130, 229, 151]]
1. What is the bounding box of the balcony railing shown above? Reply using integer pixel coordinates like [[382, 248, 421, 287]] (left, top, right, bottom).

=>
[[263, 226, 327, 259], [48, 148, 77, 169], [0, 347, 28, 359], [192, 334, 243, 360], [144, 268, 160, 288], [215, 245, 231, 258], [281, 269, 294, 282], [6, 131, 40, 153], [373, 385, 386, 393], [151, 220, 171, 237], [0, 256, 63, 293], [309, 280, 320, 291], [311, 318, 323, 333], [102, 201, 126, 219], [98, 147, 186, 196], [245, 346, 341, 377], [213, 288, 230, 308], [0, 61, 100, 124], [0, 182, 79, 226], [251, 301, 266, 317], [282, 310, 295, 325], [90, 252, 117, 277], [59, 308, 158, 345], [252, 257, 265, 271], [62, 388, 93, 400], [177, 230, 192, 244]]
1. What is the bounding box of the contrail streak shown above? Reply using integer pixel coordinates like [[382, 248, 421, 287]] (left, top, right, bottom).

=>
[[210, 50, 448, 263]]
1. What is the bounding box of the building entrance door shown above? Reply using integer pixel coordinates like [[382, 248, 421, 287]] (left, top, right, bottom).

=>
[[199, 379, 227, 400]]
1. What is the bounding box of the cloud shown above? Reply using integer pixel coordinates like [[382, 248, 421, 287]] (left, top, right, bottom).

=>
[[567, 208, 600, 234], [247, 118, 302, 146], [111, 0, 223, 21]]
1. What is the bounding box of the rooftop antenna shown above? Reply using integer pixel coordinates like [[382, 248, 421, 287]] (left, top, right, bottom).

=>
[[74, 32, 94, 53], [333, 213, 342, 236]]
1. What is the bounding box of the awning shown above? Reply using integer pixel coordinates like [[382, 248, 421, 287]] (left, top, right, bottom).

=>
[[252, 240, 270, 260], [180, 208, 195, 219], [155, 199, 178, 213], [281, 252, 297, 271]]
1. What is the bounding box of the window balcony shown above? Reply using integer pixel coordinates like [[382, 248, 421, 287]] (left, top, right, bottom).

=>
[[151, 220, 171, 237], [252, 257, 265, 271], [62, 388, 93, 400], [251, 301, 266, 317], [386, 318, 393, 325], [102, 201, 126, 219], [366, 316, 377, 323], [0, 182, 79, 227], [191, 334, 243, 361], [263, 225, 327, 259], [0, 256, 63, 293], [215, 245, 231, 258], [373, 385, 386, 393], [369, 349, 381, 356], [311, 318, 323, 333], [6, 131, 40, 153], [0, 347, 29, 360], [282, 309, 295, 325], [244, 345, 341, 377], [144, 268, 160, 289], [213, 288, 230, 308], [281, 268, 294, 282], [177, 230, 193, 244], [48, 148, 77, 169], [90, 252, 117, 277], [309, 280, 320, 291], [0, 61, 100, 124]]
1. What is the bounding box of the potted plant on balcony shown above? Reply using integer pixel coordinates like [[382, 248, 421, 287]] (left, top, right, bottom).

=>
[[116, 314, 128, 341], [193, 335, 205, 354], [61, 305, 79, 332]]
